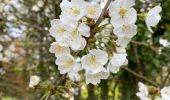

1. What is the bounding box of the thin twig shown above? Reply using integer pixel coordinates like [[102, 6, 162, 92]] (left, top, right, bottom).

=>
[[122, 66, 160, 87], [132, 43, 142, 74], [131, 40, 159, 54], [162, 66, 170, 86]]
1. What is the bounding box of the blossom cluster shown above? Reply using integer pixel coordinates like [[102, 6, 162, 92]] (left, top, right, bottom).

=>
[[136, 82, 170, 100], [49, 0, 162, 85]]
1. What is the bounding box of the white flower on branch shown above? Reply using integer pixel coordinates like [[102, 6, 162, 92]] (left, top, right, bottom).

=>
[[160, 86, 170, 100], [29, 75, 40, 88], [108, 53, 127, 73], [136, 82, 151, 100], [60, 0, 85, 21], [85, 68, 109, 85], [85, 3, 102, 20], [145, 5, 162, 33], [48, 0, 163, 85], [136, 83, 170, 100], [67, 22, 90, 50], [68, 63, 82, 82], [81, 49, 108, 74], [49, 19, 69, 42], [49, 42, 70, 57], [116, 37, 131, 48], [114, 24, 137, 38], [109, 0, 137, 28], [55, 54, 78, 74]]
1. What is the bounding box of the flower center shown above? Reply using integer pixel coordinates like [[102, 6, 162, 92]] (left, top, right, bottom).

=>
[[56, 46, 64, 52], [64, 60, 74, 67], [89, 55, 97, 66], [122, 25, 131, 31], [119, 8, 128, 16], [57, 28, 66, 34], [71, 28, 78, 40], [70, 7, 80, 17], [88, 9, 97, 15]]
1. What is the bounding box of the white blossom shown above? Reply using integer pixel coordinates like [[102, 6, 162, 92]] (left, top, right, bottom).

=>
[[116, 37, 131, 48], [29, 75, 40, 88], [37, 0, 44, 7], [160, 86, 170, 100], [116, 46, 127, 53], [0, 68, 6, 75], [55, 54, 77, 74], [49, 42, 70, 57], [67, 22, 90, 51], [84, 3, 102, 20], [108, 53, 127, 73], [145, 5, 162, 33], [159, 38, 170, 47], [32, 5, 40, 12], [49, 19, 69, 43], [85, 68, 109, 85], [136, 82, 151, 100], [100, 0, 108, 8], [81, 49, 108, 74], [68, 63, 82, 82], [109, 0, 137, 28], [114, 24, 137, 38], [60, 0, 85, 20]]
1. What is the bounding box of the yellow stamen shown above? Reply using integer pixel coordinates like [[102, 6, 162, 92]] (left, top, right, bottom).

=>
[[70, 7, 80, 17], [57, 28, 66, 34], [122, 25, 131, 31], [88, 9, 97, 15], [63, 60, 74, 67], [89, 55, 97, 66], [71, 28, 78, 39], [56, 46, 64, 52], [119, 8, 128, 16]]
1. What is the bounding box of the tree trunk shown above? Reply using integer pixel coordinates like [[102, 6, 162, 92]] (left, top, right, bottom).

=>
[[87, 84, 96, 100], [74, 86, 82, 100], [100, 80, 108, 100]]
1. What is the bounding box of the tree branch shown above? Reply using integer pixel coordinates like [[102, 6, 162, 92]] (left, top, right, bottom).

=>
[[131, 40, 159, 54], [162, 66, 170, 86], [122, 66, 160, 87], [91, 0, 111, 36], [132, 43, 142, 74]]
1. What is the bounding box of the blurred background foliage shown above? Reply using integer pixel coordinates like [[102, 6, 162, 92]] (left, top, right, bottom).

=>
[[0, 0, 169, 100]]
